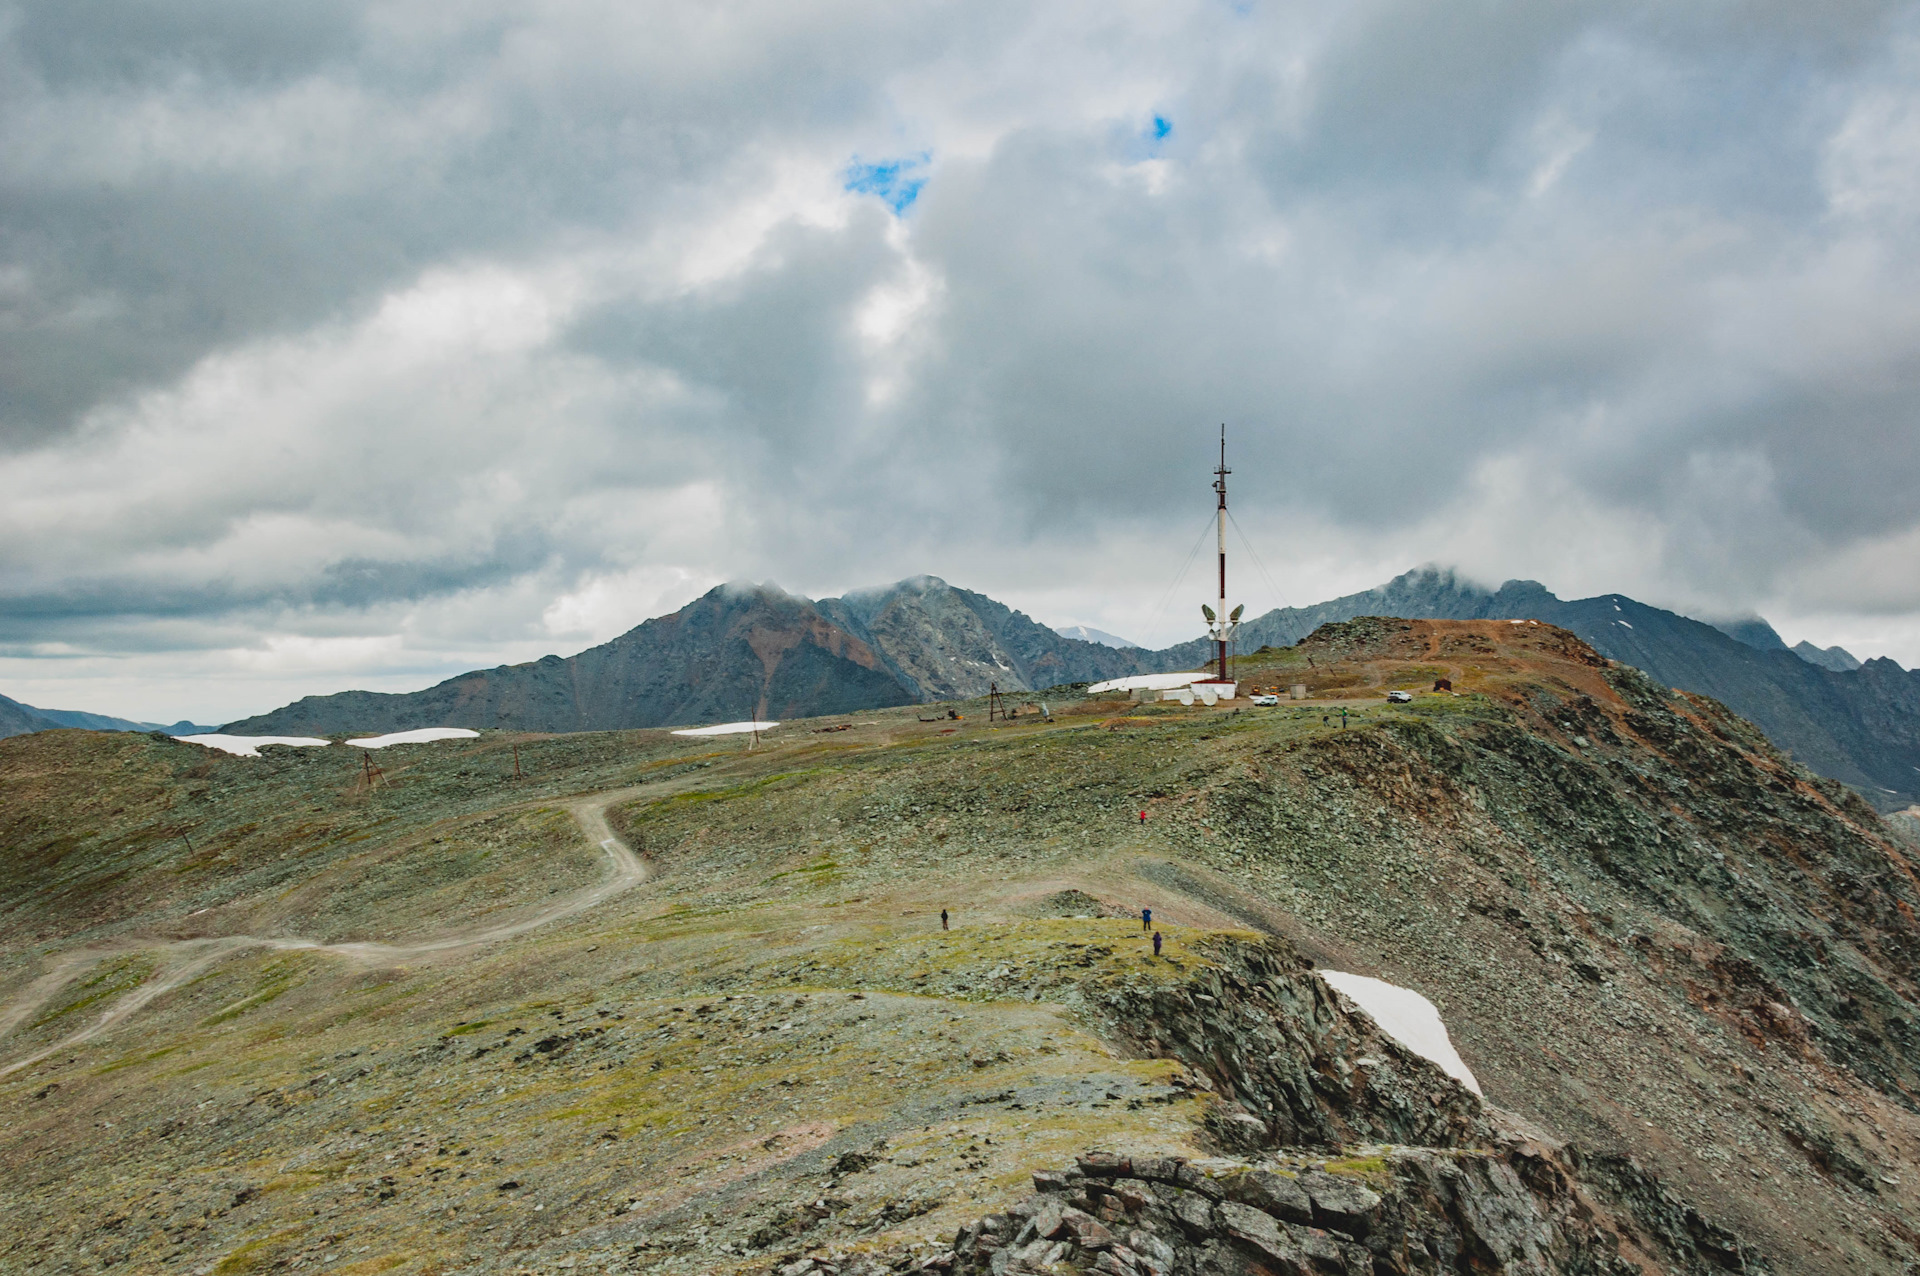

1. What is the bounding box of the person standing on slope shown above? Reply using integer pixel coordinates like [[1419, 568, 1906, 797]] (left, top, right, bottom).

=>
[[941, 908, 949, 931], [1141, 907, 1152, 932], [1153, 931, 1163, 958]]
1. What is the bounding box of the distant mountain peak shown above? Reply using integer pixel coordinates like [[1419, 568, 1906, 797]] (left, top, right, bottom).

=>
[[716, 579, 796, 600], [1710, 615, 1790, 652], [1794, 640, 1864, 673], [1054, 625, 1141, 649], [840, 574, 950, 602]]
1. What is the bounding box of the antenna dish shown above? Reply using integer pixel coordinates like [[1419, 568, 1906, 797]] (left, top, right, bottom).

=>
[[1230, 604, 1244, 622], [1201, 604, 1216, 623]]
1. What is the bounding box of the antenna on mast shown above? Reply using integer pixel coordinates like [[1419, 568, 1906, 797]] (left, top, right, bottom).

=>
[[1208, 425, 1237, 682]]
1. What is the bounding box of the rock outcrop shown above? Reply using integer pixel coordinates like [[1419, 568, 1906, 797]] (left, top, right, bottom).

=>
[[776, 1137, 1754, 1276], [760, 930, 1756, 1276], [948, 1145, 1639, 1276], [1084, 936, 1492, 1153]]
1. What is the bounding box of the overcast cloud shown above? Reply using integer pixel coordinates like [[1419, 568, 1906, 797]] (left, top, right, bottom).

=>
[[5, 0, 1920, 722]]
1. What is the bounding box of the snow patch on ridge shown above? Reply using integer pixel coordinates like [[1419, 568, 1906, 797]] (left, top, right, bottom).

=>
[[345, 728, 480, 749], [1320, 970, 1483, 1096], [671, 721, 779, 737], [174, 734, 330, 757]]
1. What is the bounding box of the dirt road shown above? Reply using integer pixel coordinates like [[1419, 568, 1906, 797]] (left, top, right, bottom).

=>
[[0, 780, 666, 1079]]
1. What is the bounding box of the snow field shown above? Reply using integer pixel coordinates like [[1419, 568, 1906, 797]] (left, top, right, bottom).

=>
[[1319, 970, 1483, 1096], [670, 721, 780, 737], [175, 727, 480, 756], [172, 735, 330, 758], [345, 728, 480, 749]]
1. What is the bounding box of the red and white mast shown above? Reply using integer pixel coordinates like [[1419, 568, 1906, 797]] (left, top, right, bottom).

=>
[[1202, 425, 1242, 683]]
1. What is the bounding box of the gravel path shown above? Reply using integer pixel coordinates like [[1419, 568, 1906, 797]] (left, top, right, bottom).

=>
[[0, 777, 670, 1078]]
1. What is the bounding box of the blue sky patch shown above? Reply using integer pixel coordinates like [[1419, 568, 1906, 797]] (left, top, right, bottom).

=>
[[845, 154, 930, 214], [1152, 115, 1172, 140]]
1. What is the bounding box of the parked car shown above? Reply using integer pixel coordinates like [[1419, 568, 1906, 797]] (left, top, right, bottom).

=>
[[1250, 694, 1279, 706], [1385, 690, 1413, 703]]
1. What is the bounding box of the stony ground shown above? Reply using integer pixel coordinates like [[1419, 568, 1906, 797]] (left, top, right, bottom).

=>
[[2, 618, 1918, 1274]]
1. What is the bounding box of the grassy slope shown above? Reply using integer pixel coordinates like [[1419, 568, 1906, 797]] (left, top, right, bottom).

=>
[[0, 620, 1917, 1274]]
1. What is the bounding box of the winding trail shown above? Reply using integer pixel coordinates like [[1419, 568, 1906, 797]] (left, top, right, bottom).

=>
[[0, 779, 673, 1080]]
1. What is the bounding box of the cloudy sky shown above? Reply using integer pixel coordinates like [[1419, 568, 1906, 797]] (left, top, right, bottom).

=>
[[5, 0, 1920, 723]]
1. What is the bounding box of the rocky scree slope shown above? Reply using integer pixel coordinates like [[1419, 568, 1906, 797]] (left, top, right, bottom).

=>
[[1151, 618, 1920, 1272]]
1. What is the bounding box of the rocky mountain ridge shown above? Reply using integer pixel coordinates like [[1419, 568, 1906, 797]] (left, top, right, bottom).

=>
[[224, 577, 1142, 737], [1154, 567, 1918, 810], [219, 567, 1920, 813]]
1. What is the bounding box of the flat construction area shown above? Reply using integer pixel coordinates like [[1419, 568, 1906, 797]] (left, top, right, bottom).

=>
[[1, 618, 1918, 1275]]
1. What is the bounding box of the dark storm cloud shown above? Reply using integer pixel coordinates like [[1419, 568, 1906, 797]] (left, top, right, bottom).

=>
[[5, 0, 1920, 718]]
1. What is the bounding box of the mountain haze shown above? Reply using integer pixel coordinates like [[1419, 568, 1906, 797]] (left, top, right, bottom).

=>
[[0, 690, 215, 740], [0, 693, 57, 740]]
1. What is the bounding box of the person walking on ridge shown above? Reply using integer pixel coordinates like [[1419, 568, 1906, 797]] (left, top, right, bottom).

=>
[[941, 908, 949, 931]]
